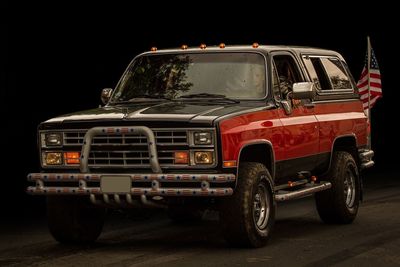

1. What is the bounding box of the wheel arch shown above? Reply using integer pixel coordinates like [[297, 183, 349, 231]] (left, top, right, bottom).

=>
[[237, 140, 275, 186], [330, 134, 360, 170]]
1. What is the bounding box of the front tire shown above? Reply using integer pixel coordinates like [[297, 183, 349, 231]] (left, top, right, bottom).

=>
[[47, 196, 106, 244], [315, 151, 360, 224], [220, 162, 275, 247]]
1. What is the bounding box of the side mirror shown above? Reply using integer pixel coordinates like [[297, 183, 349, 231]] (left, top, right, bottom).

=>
[[101, 88, 113, 105], [292, 82, 315, 99]]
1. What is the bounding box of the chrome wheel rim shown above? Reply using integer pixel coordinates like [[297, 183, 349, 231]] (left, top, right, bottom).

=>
[[344, 169, 356, 208], [253, 183, 270, 230]]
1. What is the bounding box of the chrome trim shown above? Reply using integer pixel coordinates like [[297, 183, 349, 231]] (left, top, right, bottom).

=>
[[317, 89, 354, 95], [275, 182, 331, 202], [27, 172, 236, 197], [80, 126, 161, 173], [28, 173, 235, 183]]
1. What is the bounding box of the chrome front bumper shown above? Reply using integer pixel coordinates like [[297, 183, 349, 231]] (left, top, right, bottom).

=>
[[27, 172, 235, 197]]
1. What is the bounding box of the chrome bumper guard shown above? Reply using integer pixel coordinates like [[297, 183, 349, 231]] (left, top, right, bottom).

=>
[[27, 173, 235, 196]]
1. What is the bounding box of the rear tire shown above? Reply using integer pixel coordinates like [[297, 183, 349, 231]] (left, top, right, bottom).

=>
[[220, 162, 275, 247], [315, 151, 360, 224], [47, 196, 106, 244]]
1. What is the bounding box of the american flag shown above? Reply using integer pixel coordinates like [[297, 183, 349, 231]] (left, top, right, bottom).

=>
[[357, 45, 382, 110]]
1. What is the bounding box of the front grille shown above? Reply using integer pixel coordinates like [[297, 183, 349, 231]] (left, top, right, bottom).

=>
[[64, 130, 188, 146], [88, 150, 175, 167], [63, 129, 188, 168]]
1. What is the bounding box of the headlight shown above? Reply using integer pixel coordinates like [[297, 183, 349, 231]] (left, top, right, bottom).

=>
[[194, 151, 214, 164], [42, 133, 63, 147], [194, 131, 212, 145], [43, 152, 63, 165]]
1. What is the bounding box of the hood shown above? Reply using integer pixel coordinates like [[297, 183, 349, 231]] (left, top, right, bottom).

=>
[[43, 101, 269, 126]]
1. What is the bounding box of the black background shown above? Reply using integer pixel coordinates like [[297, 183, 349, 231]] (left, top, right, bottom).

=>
[[3, 2, 398, 217]]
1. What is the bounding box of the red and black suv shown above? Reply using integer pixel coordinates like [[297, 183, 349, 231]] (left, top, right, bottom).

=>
[[28, 44, 374, 247]]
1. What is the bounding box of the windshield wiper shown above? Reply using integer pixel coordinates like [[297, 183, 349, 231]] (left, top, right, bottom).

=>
[[114, 94, 172, 104], [179, 93, 240, 103]]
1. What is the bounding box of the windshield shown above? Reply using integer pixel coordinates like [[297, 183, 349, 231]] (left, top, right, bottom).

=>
[[110, 52, 266, 103]]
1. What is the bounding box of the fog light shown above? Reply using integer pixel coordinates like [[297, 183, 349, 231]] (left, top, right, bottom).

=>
[[45, 133, 62, 146], [45, 152, 62, 165], [174, 151, 188, 164], [194, 151, 213, 164], [64, 152, 80, 165], [194, 132, 212, 145]]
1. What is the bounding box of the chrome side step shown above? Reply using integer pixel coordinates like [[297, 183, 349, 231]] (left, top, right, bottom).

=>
[[275, 182, 332, 202]]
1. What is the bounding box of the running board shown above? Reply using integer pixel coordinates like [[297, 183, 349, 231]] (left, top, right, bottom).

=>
[[275, 182, 332, 202]]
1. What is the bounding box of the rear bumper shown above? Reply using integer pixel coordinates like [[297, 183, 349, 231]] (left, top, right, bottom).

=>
[[27, 172, 235, 197], [359, 148, 374, 170]]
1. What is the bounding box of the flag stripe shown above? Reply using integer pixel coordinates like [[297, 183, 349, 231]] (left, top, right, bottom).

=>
[[357, 45, 382, 110]]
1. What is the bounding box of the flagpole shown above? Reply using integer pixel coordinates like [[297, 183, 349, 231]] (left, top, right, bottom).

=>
[[367, 36, 372, 150]]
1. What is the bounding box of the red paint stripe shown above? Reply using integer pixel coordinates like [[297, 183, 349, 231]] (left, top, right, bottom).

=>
[[133, 189, 142, 194]]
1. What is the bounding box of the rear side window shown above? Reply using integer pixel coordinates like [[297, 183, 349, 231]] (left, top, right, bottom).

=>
[[320, 58, 352, 89], [302, 55, 353, 91]]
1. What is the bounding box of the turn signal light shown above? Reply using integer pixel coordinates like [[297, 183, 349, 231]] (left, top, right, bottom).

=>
[[64, 152, 80, 165], [223, 160, 237, 167], [174, 151, 189, 164]]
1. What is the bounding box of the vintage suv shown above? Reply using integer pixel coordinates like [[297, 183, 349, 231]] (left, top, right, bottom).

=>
[[28, 44, 374, 247]]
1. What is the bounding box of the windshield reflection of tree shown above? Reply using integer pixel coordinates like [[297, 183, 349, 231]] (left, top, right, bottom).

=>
[[121, 55, 193, 101]]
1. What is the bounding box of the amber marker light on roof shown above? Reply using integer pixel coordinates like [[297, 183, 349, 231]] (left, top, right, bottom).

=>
[[252, 42, 259, 48], [181, 44, 188, 50], [200, 43, 206, 49], [311, 176, 317, 182], [150, 47, 157, 52], [219, 43, 226, 49]]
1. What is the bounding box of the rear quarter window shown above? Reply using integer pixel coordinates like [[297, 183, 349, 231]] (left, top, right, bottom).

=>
[[302, 55, 354, 92]]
